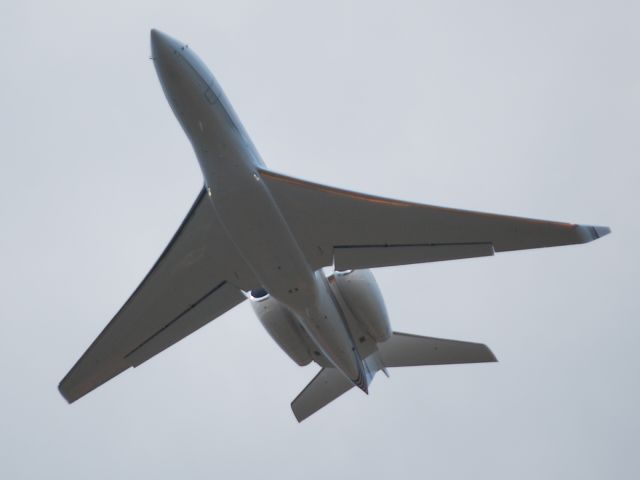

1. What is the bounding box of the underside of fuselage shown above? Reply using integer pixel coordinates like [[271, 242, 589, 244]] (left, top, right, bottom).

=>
[[151, 29, 368, 391]]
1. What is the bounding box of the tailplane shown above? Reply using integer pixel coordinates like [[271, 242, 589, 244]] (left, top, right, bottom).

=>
[[377, 331, 496, 367], [290, 332, 496, 422], [291, 367, 354, 422]]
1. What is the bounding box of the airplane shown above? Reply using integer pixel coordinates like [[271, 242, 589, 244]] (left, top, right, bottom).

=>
[[59, 29, 610, 422]]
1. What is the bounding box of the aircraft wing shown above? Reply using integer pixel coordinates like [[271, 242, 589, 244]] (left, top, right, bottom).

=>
[[259, 170, 610, 271], [59, 188, 256, 403]]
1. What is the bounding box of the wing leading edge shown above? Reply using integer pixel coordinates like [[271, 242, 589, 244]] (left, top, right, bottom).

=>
[[258, 169, 610, 270], [59, 188, 258, 403]]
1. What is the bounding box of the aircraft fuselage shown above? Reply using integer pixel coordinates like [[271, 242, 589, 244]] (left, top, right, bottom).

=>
[[151, 30, 367, 389]]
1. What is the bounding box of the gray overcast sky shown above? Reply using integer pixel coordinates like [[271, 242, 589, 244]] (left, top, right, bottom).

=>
[[1, 1, 638, 479]]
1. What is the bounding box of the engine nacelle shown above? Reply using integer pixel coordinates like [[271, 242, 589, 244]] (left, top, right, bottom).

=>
[[249, 291, 313, 366], [333, 269, 391, 343]]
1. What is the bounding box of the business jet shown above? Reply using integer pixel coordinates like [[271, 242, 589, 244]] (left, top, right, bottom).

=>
[[59, 30, 609, 421]]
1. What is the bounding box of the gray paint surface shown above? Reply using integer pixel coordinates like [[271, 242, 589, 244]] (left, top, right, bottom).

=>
[[1, 1, 638, 479]]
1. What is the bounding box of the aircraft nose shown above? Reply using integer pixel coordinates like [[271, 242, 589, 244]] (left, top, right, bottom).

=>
[[150, 29, 183, 59]]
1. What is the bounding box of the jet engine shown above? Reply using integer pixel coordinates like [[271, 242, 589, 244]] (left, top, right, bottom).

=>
[[249, 290, 313, 366], [331, 269, 391, 343]]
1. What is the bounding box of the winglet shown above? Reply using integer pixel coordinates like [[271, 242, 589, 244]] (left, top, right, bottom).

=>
[[576, 225, 611, 243]]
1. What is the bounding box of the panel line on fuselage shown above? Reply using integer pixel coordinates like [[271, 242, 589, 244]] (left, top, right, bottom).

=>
[[174, 49, 245, 139]]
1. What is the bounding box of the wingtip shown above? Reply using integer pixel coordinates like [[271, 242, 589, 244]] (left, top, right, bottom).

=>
[[576, 224, 611, 243], [58, 382, 74, 404], [482, 344, 498, 363], [593, 226, 611, 238], [290, 403, 307, 423]]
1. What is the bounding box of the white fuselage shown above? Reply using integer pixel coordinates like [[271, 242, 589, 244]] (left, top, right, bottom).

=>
[[151, 30, 367, 389]]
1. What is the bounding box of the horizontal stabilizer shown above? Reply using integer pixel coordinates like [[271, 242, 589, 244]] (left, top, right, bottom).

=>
[[291, 368, 355, 422], [290, 333, 496, 421], [378, 332, 497, 367]]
